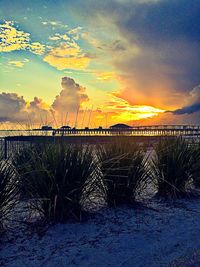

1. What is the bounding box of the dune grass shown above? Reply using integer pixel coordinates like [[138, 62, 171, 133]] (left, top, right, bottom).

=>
[[3, 137, 200, 229], [97, 139, 149, 206], [151, 138, 199, 199], [191, 142, 200, 188], [0, 160, 18, 233], [13, 144, 39, 199], [15, 143, 100, 222]]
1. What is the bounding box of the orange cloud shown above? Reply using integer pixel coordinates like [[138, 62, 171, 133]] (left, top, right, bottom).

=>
[[113, 73, 186, 111], [96, 71, 115, 81], [0, 21, 45, 55], [43, 42, 91, 70], [100, 94, 165, 123]]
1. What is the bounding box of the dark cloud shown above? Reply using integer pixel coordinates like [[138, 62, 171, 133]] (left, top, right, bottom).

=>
[[0, 93, 50, 124], [172, 84, 200, 115], [119, 0, 200, 44], [134, 109, 200, 125], [0, 93, 26, 122], [173, 103, 200, 115], [0, 77, 89, 124], [110, 0, 200, 97], [74, 0, 200, 111], [77, 0, 200, 46], [111, 40, 127, 51]]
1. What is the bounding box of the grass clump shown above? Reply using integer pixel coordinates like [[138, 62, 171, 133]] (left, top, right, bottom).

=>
[[12, 144, 44, 200], [97, 139, 149, 206], [151, 138, 198, 199], [191, 142, 200, 188], [16, 144, 99, 223], [0, 160, 18, 233]]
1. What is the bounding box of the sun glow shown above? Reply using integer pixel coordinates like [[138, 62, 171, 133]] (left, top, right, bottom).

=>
[[106, 95, 165, 122], [112, 105, 165, 121]]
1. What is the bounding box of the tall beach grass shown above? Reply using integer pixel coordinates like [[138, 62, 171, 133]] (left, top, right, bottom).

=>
[[151, 138, 200, 198], [15, 143, 100, 222], [96, 139, 149, 206], [0, 160, 18, 233], [1, 136, 200, 230]]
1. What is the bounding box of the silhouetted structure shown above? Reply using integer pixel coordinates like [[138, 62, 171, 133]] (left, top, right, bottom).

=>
[[110, 124, 132, 129], [1, 125, 200, 138], [60, 126, 71, 129], [41, 125, 53, 131]]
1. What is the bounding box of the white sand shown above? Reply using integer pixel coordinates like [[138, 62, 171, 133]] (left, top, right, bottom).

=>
[[1, 198, 200, 267]]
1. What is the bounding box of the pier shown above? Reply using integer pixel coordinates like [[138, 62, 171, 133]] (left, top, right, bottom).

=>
[[1, 125, 200, 138], [1, 125, 200, 159], [52, 125, 200, 137]]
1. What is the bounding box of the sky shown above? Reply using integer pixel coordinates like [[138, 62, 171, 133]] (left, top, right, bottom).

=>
[[1, 0, 200, 128]]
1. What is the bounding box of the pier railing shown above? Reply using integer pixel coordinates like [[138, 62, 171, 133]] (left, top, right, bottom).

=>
[[1, 134, 200, 160], [1, 125, 200, 159], [53, 125, 200, 137], [1, 125, 200, 138]]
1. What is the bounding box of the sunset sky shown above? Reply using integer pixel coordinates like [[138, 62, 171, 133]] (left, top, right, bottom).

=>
[[1, 0, 200, 128]]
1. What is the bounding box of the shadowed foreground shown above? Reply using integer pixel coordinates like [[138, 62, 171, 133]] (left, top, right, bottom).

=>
[[1, 198, 200, 267]]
